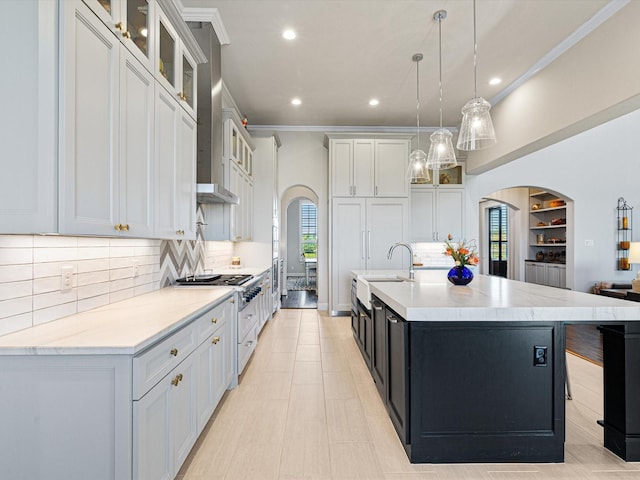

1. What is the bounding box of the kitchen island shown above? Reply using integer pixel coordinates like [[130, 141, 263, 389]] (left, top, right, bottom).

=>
[[352, 270, 640, 464]]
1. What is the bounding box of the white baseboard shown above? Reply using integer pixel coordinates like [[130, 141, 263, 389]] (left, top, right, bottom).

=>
[[317, 302, 328, 311]]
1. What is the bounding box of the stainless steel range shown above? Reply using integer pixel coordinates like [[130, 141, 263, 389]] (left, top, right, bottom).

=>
[[175, 273, 264, 374]]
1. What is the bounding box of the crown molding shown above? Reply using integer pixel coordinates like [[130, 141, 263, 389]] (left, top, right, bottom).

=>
[[248, 125, 458, 134], [180, 7, 230, 45]]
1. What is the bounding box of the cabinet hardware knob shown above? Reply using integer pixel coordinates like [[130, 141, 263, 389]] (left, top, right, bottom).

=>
[[212, 336, 220, 344], [170, 348, 178, 357], [114, 224, 122, 231], [122, 224, 130, 231], [230, 298, 235, 304], [171, 373, 183, 386], [246, 340, 254, 347], [260, 292, 264, 296], [123, 30, 131, 39], [212, 317, 217, 324], [115, 22, 124, 31]]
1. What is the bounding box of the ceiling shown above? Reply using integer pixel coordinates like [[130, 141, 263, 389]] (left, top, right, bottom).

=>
[[182, 0, 618, 130]]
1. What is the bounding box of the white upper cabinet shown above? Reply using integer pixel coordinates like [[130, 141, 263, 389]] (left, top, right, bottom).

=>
[[154, 87, 196, 239], [60, 1, 121, 235], [0, 0, 57, 233], [59, 0, 204, 238], [410, 186, 464, 242], [329, 137, 410, 198], [83, 0, 155, 74], [155, 4, 197, 119], [375, 139, 410, 197]]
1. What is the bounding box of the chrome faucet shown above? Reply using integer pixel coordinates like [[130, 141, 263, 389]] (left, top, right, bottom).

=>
[[387, 242, 415, 280]]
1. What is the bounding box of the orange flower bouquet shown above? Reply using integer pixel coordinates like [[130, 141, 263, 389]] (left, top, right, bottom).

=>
[[443, 234, 479, 267]]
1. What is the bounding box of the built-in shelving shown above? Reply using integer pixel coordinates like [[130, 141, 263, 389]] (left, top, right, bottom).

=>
[[527, 189, 568, 288]]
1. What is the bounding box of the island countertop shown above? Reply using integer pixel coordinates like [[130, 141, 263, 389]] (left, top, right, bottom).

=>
[[353, 270, 640, 322], [0, 287, 235, 355]]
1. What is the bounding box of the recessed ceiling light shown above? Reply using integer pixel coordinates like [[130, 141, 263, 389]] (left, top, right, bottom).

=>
[[369, 99, 379, 106], [489, 77, 502, 86], [291, 98, 302, 106], [282, 29, 296, 40]]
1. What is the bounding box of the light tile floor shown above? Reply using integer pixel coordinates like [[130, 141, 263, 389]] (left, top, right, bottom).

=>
[[177, 309, 640, 479]]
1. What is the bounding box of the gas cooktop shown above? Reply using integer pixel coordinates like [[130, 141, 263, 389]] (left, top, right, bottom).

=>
[[175, 274, 253, 286]]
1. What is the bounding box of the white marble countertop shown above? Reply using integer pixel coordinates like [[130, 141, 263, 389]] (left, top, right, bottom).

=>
[[352, 270, 640, 322], [0, 287, 235, 355]]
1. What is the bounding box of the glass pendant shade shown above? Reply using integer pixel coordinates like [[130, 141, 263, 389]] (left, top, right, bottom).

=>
[[427, 128, 457, 170], [408, 148, 430, 184], [457, 97, 496, 151]]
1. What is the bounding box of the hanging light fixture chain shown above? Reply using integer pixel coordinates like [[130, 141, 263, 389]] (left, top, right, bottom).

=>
[[413, 53, 423, 146]]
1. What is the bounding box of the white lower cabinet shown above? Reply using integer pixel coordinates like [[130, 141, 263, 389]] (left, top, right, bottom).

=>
[[525, 262, 566, 288], [0, 294, 238, 479], [134, 295, 236, 480], [134, 350, 198, 480]]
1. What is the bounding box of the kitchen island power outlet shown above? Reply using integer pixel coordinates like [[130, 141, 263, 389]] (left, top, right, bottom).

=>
[[60, 265, 73, 292]]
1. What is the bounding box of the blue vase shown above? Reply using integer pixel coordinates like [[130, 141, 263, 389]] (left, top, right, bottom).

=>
[[447, 265, 474, 286]]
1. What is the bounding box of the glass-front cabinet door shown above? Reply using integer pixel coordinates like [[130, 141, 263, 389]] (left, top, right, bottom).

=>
[[123, 0, 152, 68], [83, 0, 154, 72], [156, 8, 177, 92], [180, 49, 196, 118]]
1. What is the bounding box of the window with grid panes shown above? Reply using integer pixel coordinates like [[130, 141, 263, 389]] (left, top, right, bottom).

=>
[[300, 202, 317, 259], [488, 205, 508, 277]]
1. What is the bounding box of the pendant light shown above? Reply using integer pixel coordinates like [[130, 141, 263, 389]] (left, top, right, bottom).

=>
[[427, 10, 457, 170], [456, 0, 496, 151], [407, 53, 430, 184]]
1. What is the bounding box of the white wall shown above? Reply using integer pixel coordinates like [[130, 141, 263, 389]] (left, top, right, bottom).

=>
[[465, 108, 640, 293], [276, 131, 328, 309]]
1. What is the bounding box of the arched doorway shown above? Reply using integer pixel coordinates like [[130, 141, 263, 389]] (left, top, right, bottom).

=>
[[280, 186, 319, 309]]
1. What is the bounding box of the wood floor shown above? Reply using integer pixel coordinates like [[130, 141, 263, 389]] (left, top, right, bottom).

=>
[[177, 309, 640, 479]]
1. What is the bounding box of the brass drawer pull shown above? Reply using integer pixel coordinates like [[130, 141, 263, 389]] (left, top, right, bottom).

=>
[[212, 336, 220, 345], [171, 373, 183, 386], [211, 317, 218, 324], [170, 348, 178, 357]]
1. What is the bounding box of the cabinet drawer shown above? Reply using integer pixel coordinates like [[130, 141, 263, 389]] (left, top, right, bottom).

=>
[[238, 301, 258, 343], [238, 324, 258, 375], [133, 323, 198, 400], [196, 299, 230, 345]]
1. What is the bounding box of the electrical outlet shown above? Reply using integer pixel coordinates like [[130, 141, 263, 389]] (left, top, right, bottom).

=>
[[132, 259, 139, 277], [533, 346, 548, 367], [60, 265, 73, 292]]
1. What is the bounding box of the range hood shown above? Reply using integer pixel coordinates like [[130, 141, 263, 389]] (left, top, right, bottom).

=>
[[196, 183, 239, 205], [189, 22, 238, 205]]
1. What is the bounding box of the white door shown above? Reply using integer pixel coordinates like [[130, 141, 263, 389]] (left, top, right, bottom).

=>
[[436, 189, 465, 242], [410, 187, 436, 242], [366, 198, 410, 270], [353, 140, 374, 197], [331, 139, 353, 196], [60, 0, 120, 235], [375, 139, 409, 197], [154, 87, 179, 238], [177, 111, 196, 239], [195, 340, 216, 433], [119, 47, 154, 237], [331, 198, 366, 313]]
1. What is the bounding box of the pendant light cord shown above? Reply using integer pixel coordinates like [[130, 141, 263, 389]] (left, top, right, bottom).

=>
[[416, 57, 421, 147], [473, 0, 478, 99], [438, 14, 443, 129]]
